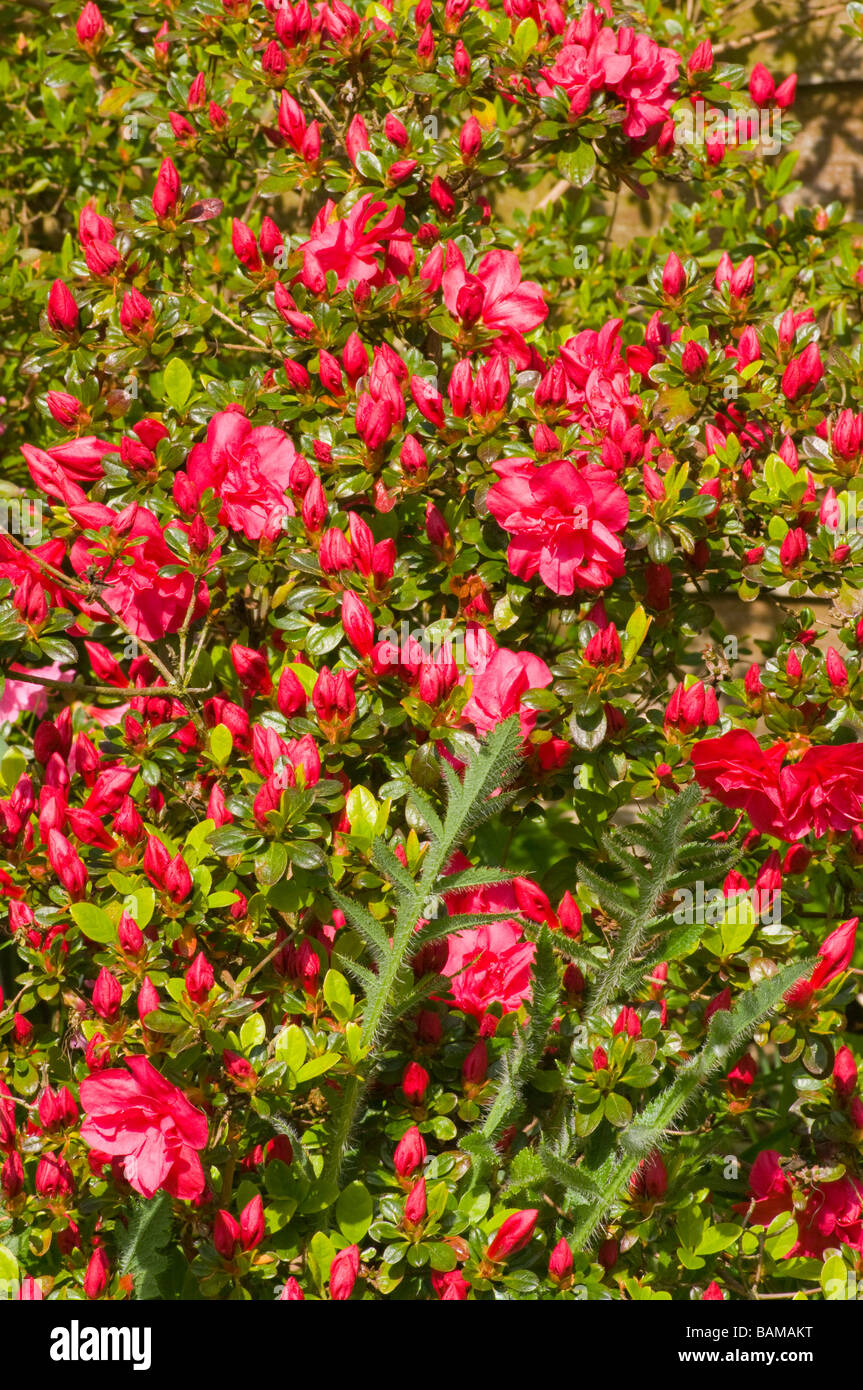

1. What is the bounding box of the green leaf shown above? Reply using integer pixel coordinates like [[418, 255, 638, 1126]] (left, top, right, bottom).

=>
[[821, 1253, 850, 1300], [162, 357, 193, 411], [336, 1181, 374, 1242], [275, 1024, 307, 1073], [255, 842, 288, 886], [513, 16, 539, 60], [557, 141, 596, 188], [295, 1053, 339, 1083], [69, 902, 118, 943], [209, 723, 233, 765], [240, 1012, 266, 1050], [323, 969, 355, 1022]]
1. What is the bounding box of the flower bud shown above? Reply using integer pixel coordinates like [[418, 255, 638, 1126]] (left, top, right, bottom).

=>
[[120, 288, 153, 337], [47, 280, 80, 336], [548, 1237, 573, 1283], [429, 176, 456, 218], [402, 1060, 430, 1105], [393, 1124, 426, 1178], [462, 1039, 488, 1085], [486, 1209, 538, 1262], [630, 1151, 667, 1199], [404, 1177, 427, 1227], [137, 977, 160, 1022], [329, 1245, 359, 1300], [240, 1194, 265, 1250], [214, 1210, 240, 1260], [826, 646, 848, 691], [459, 116, 482, 163], [186, 952, 213, 1004], [76, 2, 105, 51], [834, 1045, 858, 1100], [152, 158, 181, 220], [661, 252, 686, 299], [83, 1247, 110, 1299], [92, 968, 122, 1021]]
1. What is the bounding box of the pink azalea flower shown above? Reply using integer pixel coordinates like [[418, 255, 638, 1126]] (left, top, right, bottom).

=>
[[185, 408, 301, 542], [742, 1151, 863, 1258], [69, 503, 210, 642], [295, 193, 414, 293], [462, 646, 553, 738], [692, 730, 863, 841], [79, 1055, 208, 1201], [486, 457, 628, 594], [442, 919, 535, 1024], [441, 244, 547, 367], [538, 23, 678, 141], [0, 661, 72, 726]]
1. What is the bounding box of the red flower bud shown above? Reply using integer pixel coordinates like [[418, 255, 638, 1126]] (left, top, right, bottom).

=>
[[548, 1237, 573, 1283], [120, 288, 153, 337], [92, 968, 122, 1021], [826, 647, 849, 691], [240, 1194, 265, 1250], [186, 952, 213, 1004], [613, 1006, 641, 1039], [834, 1045, 858, 1100], [152, 158, 181, 220], [630, 1151, 667, 1199], [681, 340, 708, 379], [47, 828, 88, 898], [661, 252, 686, 299], [486, 1209, 537, 1262], [779, 526, 808, 571], [214, 1210, 240, 1260], [664, 680, 719, 736], [404, 1177, 427, 1227], [462, 1038, 488, 1085], [329, 1244, 359, 1300], [402, 1060, 430, 1104], [2, 1151, 24, 1199], [459, 116, 482, 163], [687, 40, 713, 75], [137, 977, 160, 1022], [557, 891, 582, 938], [47, 280, 80, 336], [76, 2, 105, 50], [232, 219, 262, 273], [727, 1052, 758, 1097], [453, 39, 471, 80], [231, 643, 273, 697], [429, 176, 456, 218], [393, 1124, 426, 1178], [83, 1247, 110, 1299]]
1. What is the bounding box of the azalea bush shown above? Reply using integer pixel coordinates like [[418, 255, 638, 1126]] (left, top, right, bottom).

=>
[[4, 0, 863, 1304]]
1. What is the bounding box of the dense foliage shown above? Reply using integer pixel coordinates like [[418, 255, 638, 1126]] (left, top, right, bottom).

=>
[[3, 0, 863, 1302]]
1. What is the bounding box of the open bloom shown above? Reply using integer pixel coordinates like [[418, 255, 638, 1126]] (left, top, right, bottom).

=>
[[184, 408, 302, 542], [487, 458, 628, 594], [744, 1151, 863, 1258], [69, 502, 210, 642], [295, 193, 414, 293], [442, 919, 535, 1024], [538, 22, 678, 141], [692, 730, 863, 841], [80, 1055, 208, 1200], [441, 244, 546, 366], [461, 646, 552, 739]]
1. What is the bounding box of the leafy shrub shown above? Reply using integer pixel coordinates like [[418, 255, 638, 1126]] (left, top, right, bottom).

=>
[[2, 0, 863, 1303]]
